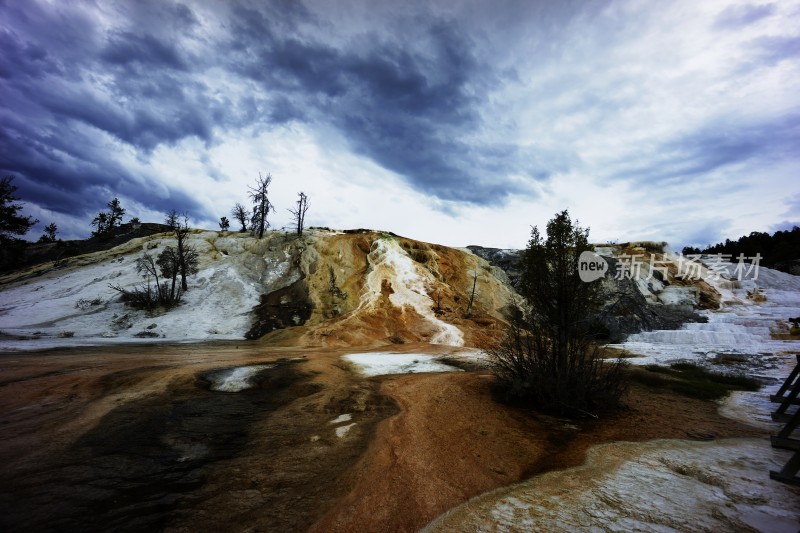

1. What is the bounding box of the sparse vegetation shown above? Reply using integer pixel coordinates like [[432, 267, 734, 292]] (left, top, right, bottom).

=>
[[107, 213, 198, 312], [164, 209, 178, 230], [630, 362, 761, 400], [629, 241, 667, 253], [110, 252, 183, 310], [464, 271, 477, 318], [75, 297, 103, 310]]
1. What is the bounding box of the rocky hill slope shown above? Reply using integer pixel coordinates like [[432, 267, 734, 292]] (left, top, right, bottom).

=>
[[1, 230, 744, 352], [0, 229, 517, 350]]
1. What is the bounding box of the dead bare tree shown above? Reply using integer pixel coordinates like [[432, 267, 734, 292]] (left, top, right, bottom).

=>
[[157, 246, 181, 301], [137, 253, 161, 291], [173, 213, 198, 291], [231, 203, 249, 232], [465, 271, 478, 317], [248, 173, 274, 239], [287, 191, 309, 236]]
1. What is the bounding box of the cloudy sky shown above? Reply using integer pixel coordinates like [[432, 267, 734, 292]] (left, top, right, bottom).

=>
[[1, 0, 799, 249]]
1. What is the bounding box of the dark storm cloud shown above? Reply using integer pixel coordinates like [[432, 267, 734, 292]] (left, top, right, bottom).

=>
[[100, 31, 188, 70], [0, 116, 205, 219], [224, 6, 534, 204], [0, 30, 59, 80], [0, 0, 216, 228], [40, 77, 220, 150], [0, 0, 539, 231]]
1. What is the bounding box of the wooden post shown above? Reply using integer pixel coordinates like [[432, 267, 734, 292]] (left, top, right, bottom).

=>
[[772, 376, 800, 423], [770, 354, 800, 485], [771, 353, 800, 402], [770, 449, 800, 486], [771, 409, 800, 450]]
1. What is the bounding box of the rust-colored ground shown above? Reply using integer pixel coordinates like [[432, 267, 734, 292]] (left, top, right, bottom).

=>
[[310, 367, 764, 532], [0, 342, 765, 532]]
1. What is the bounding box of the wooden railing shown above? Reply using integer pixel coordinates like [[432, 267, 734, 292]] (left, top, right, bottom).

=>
[[770, 353, 800, 485]]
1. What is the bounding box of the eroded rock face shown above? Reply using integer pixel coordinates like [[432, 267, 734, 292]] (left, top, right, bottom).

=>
[[467, 246, 707, 342], [246, 279, 313, 339], [466, 246, 523, 288], [596, 261, 705, 342], [292, 232, 516, 347]]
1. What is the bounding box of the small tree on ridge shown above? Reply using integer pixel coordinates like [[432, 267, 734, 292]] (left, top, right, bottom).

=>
[[231, 203, 249, 233], [91, 197, 125, 239], [39, 223, 58, 243]]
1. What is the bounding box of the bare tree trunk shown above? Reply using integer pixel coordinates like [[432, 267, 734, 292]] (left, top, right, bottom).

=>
[[287, 191, 309, 236], [176, 225, 187, 291], [465, 272, 477, 317], [249, 173, 273, 239]]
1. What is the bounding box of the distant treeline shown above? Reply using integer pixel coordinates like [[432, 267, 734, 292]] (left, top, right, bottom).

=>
[[682, 226, 800, 275], [0, 222, 173, 274]]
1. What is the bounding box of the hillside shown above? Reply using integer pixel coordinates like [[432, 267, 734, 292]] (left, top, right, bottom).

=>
[[1, 229, 754, 352], [5, 228, 794, 356], [0, 228, 516, 350]]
